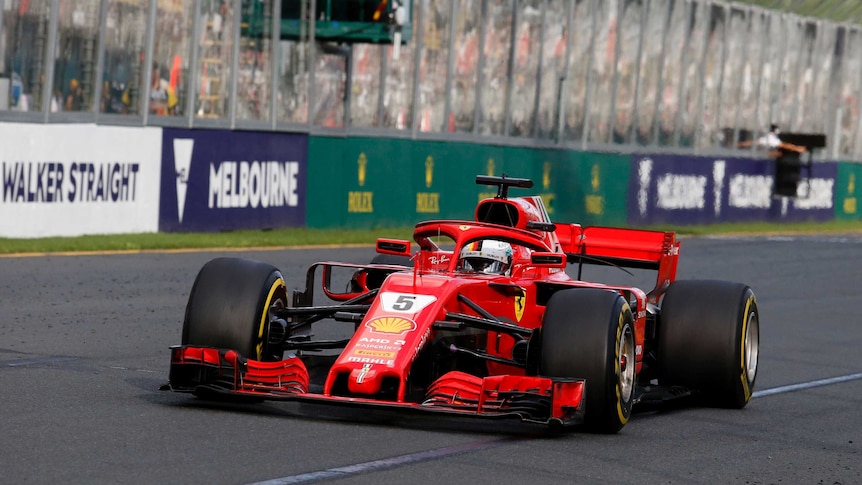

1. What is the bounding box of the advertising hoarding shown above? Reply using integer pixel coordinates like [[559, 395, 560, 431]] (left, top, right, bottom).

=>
[[627, 155, 837, 226], [0, 123, 161, 238], [160, 128, 307, 232]]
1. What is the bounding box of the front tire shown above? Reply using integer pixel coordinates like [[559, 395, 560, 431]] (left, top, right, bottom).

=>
[[182, 257, 288, 361], [658, 280, 759, 408], [540, 289, 636, 433]]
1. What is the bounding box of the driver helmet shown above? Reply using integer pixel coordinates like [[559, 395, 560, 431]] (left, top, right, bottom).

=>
[[459, 240, 513, 275]]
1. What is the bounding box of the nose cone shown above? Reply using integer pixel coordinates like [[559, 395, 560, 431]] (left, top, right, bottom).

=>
[[347, 364, 382, 395]]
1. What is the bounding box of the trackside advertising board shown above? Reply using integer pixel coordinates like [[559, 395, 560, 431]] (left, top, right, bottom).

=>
[[306, 136, 629, 229], [0, 123, 161, 238], [159, 129, 307, 232], [307, 136, 543, 228], [835, 161, 862, 221], [628, 155, 837, 226], [553, 151, 629, 227]]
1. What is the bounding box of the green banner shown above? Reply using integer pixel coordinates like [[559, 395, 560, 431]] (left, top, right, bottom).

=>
[[548, 151, 629, 227], [307, 136, 629, 229], [835, 161, 862, 221]]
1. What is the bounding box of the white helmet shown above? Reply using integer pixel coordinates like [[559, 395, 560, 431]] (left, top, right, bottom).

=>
[[459, 240, 513, 275]]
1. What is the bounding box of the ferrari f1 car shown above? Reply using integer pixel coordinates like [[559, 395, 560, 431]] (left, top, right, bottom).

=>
[[167, 175, 759, 433]]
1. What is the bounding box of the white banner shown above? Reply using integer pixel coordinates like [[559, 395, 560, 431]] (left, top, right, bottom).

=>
[[0, 123, 162, 238]]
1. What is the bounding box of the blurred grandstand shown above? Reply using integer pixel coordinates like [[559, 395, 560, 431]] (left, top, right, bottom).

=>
[[1, 0, 861, 160]]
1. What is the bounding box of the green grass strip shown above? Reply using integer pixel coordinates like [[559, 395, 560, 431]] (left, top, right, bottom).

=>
[[1, 220, 860, 255]]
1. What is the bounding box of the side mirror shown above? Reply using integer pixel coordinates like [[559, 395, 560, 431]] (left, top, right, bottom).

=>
[[530, 252, 566, 268], [376, 238, 411, 256]]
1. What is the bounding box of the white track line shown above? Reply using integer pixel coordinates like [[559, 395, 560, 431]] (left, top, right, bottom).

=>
[[246, 373, 862, 485], [246, 438, 514, 485], [753, 372, 862, 398]]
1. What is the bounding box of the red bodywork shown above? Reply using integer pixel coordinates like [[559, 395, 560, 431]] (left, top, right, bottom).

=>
[[169, 188, 679, 426]]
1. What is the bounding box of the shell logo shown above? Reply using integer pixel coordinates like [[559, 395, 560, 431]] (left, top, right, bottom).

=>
[[366, 317, 416, 335]]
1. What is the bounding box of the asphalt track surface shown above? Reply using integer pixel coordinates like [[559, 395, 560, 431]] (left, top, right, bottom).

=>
[[1, 234, 861, 484]]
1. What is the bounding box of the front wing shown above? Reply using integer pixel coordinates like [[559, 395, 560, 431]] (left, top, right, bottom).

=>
[[168, 346, 585, 426]]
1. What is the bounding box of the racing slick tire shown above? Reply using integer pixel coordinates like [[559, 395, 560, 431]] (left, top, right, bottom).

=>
[[182, 257, 288, 362], [658, 280, 759, 409], [539, 288, 636, 433]]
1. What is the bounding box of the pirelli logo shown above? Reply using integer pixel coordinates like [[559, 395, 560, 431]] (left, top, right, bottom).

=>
[[353, 349, 396, 358]]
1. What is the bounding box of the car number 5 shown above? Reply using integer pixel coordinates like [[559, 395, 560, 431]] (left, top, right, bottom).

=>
[[392, 295, 415, 311], [380, 292, 437, 314]]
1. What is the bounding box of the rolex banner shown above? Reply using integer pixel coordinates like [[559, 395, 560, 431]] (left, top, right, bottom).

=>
[[305, 136, 629, 230]]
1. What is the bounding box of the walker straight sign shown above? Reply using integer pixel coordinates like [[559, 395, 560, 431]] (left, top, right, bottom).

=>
[[0, 123, 161, 238], [159, 128, 308, 232]]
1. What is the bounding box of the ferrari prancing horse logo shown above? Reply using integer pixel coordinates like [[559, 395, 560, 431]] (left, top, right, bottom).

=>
[[514, 294, 525, 322]]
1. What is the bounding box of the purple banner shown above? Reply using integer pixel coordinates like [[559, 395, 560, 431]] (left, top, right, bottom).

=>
[[627, 154, 837, 226], [160, 128, 307, 232]]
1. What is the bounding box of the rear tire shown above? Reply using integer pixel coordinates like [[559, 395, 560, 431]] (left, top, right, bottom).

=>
[[182, 257, 288, 361], [540, 289, 636, 433], [658, 280, 759, 408]]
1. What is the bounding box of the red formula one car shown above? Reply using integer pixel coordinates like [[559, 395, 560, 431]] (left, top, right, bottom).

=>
[[167, 175, 759, 433]]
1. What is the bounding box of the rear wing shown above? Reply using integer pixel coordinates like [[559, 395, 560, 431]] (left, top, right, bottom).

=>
[[555, 224, 680, 300]]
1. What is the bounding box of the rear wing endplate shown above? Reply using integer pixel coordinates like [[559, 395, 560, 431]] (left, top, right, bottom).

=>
[[555, 224, 680, 300]]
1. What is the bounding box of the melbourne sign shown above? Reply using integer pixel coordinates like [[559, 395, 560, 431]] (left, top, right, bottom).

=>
[[160, 128, 307, 232], [628, 154, 836, 226]]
